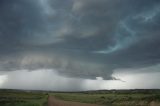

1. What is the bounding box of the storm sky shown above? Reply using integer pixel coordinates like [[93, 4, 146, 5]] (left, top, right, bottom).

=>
[[0, 0, 160, 91]]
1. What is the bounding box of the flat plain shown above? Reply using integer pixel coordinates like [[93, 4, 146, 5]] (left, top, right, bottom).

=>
[[52, 90, 160, 106], [0, 89, 160, 106], [0, 89, 48, 106]]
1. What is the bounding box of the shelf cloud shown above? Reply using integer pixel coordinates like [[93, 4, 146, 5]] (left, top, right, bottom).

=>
[[0, 0, 160, 85]]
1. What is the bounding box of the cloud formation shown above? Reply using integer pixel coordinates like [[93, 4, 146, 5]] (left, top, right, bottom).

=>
[[0, 0, 160, 80], [1, 68, 160, 91]]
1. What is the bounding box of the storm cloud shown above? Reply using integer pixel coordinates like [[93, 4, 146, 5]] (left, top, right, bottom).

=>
[[0, 0, 160, 81]]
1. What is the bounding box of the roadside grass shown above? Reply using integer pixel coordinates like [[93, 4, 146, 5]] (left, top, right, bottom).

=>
[[52, 91, 160, 106], [1, 89, 160, 106], [0, 90, 48, 106]]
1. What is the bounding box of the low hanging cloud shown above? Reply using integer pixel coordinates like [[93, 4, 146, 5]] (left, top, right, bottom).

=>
[[0, 0, 160, 81], [0, 68, 160, 91], [0, 69, 85, 91]]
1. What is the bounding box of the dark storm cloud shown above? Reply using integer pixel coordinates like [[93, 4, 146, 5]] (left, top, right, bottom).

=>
[[0, 0, 160, 79]]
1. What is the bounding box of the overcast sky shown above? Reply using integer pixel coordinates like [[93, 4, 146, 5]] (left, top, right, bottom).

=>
[[0, 0, 160, 91]]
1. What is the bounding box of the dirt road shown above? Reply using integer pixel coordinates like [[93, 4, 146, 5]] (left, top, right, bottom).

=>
[[48, 96, 101, 106]]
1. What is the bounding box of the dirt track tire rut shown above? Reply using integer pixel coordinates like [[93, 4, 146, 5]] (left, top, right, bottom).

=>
[[48, 96, 101, 106]]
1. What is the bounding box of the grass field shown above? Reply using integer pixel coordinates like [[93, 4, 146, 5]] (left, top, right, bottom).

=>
[[52, 90, 160, 106], [0, 89, 48, 106], [0, 89, 160, 106]]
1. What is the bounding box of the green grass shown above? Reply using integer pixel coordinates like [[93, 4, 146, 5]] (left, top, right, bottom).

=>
[[51, 90, 160, 106], [1, 89, 160, 106], [0, 90, 48, 106]]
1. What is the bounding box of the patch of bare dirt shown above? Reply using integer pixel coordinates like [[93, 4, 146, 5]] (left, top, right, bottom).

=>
[[150, 101, 160, 106], [48, 96, 101, 106]]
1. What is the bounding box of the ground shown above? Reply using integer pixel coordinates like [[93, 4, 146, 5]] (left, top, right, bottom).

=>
[[0, 89, 160, 106], [48, 96, 101, 106]]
